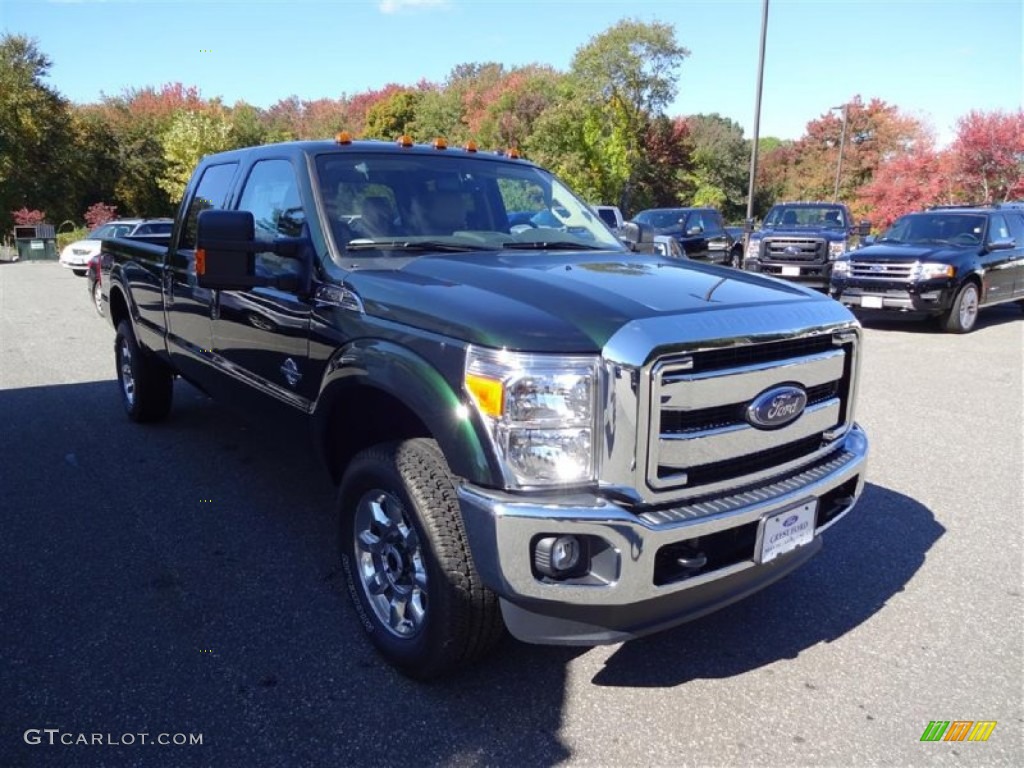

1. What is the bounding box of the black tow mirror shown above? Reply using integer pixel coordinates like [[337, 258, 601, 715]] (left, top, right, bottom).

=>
[[196, 210, 259, 290], [858, 220, 871, 237], [196, 210, 311, 291], [744, 217, 756, 233]]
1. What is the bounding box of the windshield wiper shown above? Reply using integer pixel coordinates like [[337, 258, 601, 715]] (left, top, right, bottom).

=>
[[345, 240, 490, 253], [502, 240, 604, 251]]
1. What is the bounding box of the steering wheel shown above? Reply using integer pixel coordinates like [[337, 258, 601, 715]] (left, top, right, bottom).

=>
[[949, 233, 979, 245]]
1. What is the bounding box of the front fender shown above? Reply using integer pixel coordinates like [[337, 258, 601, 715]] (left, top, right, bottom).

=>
[[311, 338, 500, 487]]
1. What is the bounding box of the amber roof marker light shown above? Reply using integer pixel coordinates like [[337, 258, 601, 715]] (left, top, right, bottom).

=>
[[335, 131, 353, 145], [396, 134, 414, 148]]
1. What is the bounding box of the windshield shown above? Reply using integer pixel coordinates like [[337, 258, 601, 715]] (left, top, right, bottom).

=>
[[314, 152, 624, 256], [764, 205, 846, 229], [879, 213, 986, 245], [633, 209, 688, 232]]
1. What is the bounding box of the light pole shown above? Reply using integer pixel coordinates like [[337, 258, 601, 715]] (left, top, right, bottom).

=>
[[831, 104, 848, 202], [744, 0, 770, 248]]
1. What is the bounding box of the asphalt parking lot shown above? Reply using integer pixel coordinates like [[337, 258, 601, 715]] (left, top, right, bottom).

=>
[[2, 262, 1021, 767]]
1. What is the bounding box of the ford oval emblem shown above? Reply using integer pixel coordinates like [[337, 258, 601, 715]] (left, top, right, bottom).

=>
[[784, 245, 801, 255], [746, 385, 807, 430], [783, 515, 799, 527]]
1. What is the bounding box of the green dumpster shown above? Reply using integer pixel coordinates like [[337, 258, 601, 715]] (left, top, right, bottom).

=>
[[13, 224, 58, 261]]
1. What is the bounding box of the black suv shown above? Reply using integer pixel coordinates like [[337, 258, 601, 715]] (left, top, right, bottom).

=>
[[830, 204, 1024, 332], [631, 207, 742, 266]]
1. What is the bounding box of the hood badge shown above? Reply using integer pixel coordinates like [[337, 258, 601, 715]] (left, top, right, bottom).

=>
[[746, 385, 807, 430]]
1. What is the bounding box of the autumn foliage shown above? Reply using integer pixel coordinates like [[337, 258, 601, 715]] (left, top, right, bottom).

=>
[[11, 207, 46, 225], [84, 202, 117, 228], [3, 29, 1022, 232]]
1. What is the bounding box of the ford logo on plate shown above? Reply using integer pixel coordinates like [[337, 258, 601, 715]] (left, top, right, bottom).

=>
[[782, 515, 799, 527], [746, 385, 807, 430]]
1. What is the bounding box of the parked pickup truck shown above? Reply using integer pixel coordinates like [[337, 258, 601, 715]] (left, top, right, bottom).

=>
[[744, 202, 869, 289], [101, 136, 869, 679]]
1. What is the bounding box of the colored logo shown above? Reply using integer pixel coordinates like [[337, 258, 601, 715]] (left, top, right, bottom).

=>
[[745, 385, 808, 430], [920, 721, 996, 742], [782, 515, 799, 527]]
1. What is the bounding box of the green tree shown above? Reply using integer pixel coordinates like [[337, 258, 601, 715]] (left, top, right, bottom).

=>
[[0, 35, 77, 229], [681, 114, 749, 219], [158, 110, 233, 204], [363, 90, 423, 140], [568, 19, 689, 210]]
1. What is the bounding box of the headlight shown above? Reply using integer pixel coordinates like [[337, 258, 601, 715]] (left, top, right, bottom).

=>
[[832, 259, 851, 276], [745, 238, 760, 259], [828, 241, 847, 260], [912, 262, 955, 280], [465, 347, 598, 488]]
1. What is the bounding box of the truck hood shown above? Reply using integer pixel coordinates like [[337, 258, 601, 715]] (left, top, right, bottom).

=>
[[756, 227, 848, 242], [346, 249, 835, 352], [848, 242, 959, 263]]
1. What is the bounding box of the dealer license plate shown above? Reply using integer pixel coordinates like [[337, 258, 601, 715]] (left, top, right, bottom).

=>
[[781, 266, 800, 276], [861, 295, 884, 309], [758, 501, 817, 563]]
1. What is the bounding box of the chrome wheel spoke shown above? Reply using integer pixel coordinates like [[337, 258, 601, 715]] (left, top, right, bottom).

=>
[[354, 488, 428, 639], [357, 529, 382, 555]]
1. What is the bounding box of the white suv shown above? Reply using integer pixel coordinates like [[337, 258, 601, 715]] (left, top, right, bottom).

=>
[[59, 219, 173, 275]]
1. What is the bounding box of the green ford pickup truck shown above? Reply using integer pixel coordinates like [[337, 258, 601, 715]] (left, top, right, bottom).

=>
[[101, 136, 869, 679]]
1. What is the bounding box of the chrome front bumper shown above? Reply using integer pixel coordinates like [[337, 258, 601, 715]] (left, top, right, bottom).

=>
[[458, 424, 868, 645]]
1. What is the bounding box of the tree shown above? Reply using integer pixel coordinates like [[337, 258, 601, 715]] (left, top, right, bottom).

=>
[[776, 97, 929, 203], [11, 207, 46, 225], [948, 110, 1024, 203], [855, 145, 946, 229], [680, 114, 748, 219], [567, 19, 689, 210], [158, 110, 233, 204], [84, 202, 118, 228], [363, 90, 423, 140], [0, 35, 77, 229]]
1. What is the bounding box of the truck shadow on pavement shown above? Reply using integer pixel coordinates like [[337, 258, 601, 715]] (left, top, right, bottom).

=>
[[591, 481, 943, 687], [1, 377, 940, 768], [2, 379, 579, 768], [853, 302, 1022, 333]]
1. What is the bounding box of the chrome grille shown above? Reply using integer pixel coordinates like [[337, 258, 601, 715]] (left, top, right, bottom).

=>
[[849, 261, 915, 279], [647, 335, 855, 496], [762, 237, 827, 263]]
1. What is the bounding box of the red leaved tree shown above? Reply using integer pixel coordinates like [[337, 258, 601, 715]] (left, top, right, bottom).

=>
[[855, 145, 947, 230], [84, 202, 117, 229], [948, 110, 1024, 203], [11, 208, 46, 225]]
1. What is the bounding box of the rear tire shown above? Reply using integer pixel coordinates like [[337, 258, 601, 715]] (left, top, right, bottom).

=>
[[940, 281, 980, 333], [114, 320, 173, 422], [92, 281, 104, 316], [338, 438, 504, 680]]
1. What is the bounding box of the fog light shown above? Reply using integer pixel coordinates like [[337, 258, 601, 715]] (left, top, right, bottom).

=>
[[534, 535, 582, 578]]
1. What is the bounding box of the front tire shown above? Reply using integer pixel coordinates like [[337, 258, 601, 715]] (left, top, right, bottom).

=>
[[72, 268, 87, 277], [114, 320, 173, 422], [338, 439, 503, 680], [940, 281, 980, 333]]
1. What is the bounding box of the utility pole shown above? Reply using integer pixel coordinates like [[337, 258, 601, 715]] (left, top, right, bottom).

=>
[[745, 0, 770, 246], [832, 104, 848, 202]]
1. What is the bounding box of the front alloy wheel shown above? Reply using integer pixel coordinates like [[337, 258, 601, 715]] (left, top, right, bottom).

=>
[[942, 282, 979, 333], [338, 439, 504, 679], [353, 489, 428, 639]]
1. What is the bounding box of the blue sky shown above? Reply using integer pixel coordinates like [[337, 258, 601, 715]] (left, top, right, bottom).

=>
[[2, 0, 1021, 146]]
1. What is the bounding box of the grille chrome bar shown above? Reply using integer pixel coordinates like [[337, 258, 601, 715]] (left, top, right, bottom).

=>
[[658, 400, 840, 469], [849, 261, 914, 279]]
